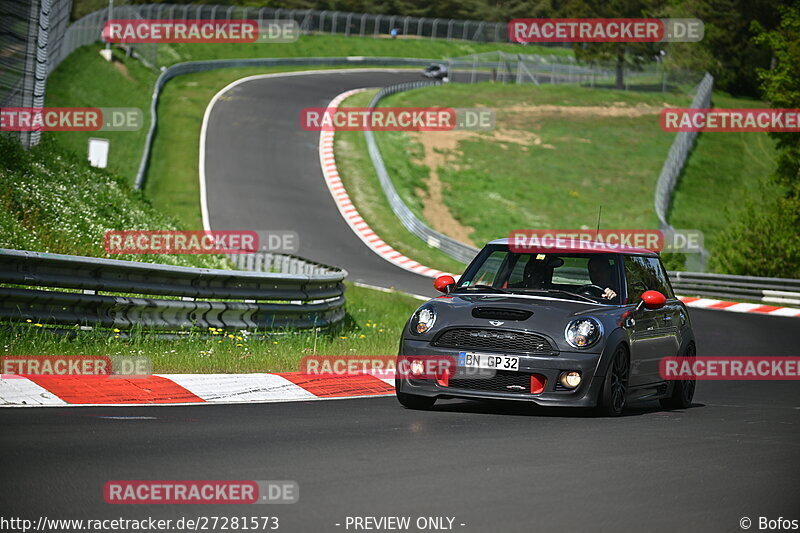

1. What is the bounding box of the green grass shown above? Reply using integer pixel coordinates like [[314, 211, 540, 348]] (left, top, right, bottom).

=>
[[668, 93, 779, 255], [45, 45, 158, 181], [0, 283, 419, 373], [157, 34, 570, 67], [371, 82, 692, 246], [0, 134, 227, 269], [335, 91, 467, 275]]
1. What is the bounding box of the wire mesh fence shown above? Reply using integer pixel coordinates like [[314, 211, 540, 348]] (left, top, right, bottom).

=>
[[445, 51, 706, 92], [0, 0, 71, 148]]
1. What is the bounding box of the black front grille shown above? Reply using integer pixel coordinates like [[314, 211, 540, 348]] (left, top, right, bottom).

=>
[[450, 370, 535, 393], [433, 328, 556, 354], [472, 307, 533, 321]]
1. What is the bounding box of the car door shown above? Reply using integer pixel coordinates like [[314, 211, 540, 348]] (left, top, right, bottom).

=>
[[645, 256, 682, 360], [624, 255, 674, 386]]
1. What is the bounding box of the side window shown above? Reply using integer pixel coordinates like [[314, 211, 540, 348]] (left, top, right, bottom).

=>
[[624, 255, 674, 303], [645, 257, 675, 298], [624, 256, 648, 303]]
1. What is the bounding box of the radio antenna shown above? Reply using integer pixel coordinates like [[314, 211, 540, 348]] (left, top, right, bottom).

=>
[[595, 205, 603, 240]]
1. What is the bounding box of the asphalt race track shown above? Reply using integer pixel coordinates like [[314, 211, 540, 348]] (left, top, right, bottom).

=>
[[1, 70, 798, 533], [202, 69, 435, 296]]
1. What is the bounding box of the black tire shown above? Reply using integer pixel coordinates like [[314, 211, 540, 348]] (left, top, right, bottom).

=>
[[396, 391, 436, 410], [596, 344, 629, 417], [660, 343, 696, 410]]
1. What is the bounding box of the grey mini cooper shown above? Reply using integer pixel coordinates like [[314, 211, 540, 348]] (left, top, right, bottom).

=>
[[396, 239, 696, 416]]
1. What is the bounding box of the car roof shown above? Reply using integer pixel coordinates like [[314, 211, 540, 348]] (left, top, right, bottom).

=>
[[488, 237, 659, 256]]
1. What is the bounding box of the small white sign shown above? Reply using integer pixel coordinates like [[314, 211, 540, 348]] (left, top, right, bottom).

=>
[[88, 137, 109, 168]]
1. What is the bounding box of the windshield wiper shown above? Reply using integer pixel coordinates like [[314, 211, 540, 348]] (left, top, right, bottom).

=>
[[510, 288, 597, 303], [453, 284, 509, 294]]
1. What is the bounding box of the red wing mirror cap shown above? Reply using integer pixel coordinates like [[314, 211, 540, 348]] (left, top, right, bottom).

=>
[[434, 275, 456, 294], [641, 290, 666, 310]]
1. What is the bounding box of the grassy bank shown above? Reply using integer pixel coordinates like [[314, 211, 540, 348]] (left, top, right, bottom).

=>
[[668, 93, 779, 254], [0, 135, 226, 269], [367, 82, 690, 245], [44, 45, 157, 181]]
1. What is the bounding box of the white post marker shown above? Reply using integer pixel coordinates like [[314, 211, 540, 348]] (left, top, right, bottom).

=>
[[88, 138, 110, 168]]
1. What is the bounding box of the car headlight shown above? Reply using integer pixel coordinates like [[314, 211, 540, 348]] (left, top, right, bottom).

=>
[[411, 305, 437, 335], [565, 317, 603, 348]]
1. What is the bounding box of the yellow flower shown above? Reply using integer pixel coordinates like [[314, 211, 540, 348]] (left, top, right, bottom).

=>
[[212, 331, 220, 335], [34, 323, 43, 327], [228, 334, 235, 339], [339, 336, 347, 339], [113, 328, 120, 333], [26, 319, 32, 323], [379, 329, 384, 332], [236, 343, 243, 347], [358, 334, 366, 339], [273, 341, 278, 345], [236, 336, 243, 341]]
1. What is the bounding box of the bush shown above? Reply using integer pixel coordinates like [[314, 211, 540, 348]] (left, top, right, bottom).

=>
[[708, 194, 800, 278]]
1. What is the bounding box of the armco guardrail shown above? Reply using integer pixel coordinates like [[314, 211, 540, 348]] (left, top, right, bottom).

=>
[[364, 81, 480, 265], [669, 271, 800, 306], [0, 249, 346, 330]]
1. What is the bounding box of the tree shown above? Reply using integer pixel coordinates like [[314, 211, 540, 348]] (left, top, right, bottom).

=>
[[754, 4, 800, 198], [559, 0, 664, 89], [664, 0, 781, 97]]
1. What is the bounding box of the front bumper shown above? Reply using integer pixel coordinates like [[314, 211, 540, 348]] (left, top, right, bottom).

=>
[[396, 338, 607, 407]]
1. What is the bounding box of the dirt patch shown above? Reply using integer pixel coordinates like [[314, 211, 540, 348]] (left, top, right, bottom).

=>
[[503, 103, 668, 118], [407, 131, 476, 245], [111, 59, 133, 81]]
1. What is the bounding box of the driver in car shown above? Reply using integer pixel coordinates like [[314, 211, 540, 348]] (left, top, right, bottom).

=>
[[587, 256, 618, 301]]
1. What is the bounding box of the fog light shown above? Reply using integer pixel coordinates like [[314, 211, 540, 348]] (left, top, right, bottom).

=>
[[560, 371, 582, 389], [410, 360, 425, 376]]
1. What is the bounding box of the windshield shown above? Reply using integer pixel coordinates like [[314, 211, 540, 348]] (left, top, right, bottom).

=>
[[456, 245, 622, 304]]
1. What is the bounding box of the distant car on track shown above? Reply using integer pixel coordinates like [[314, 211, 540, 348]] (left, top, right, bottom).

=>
[[422, 63, 449, 81], [396, 238, 696, 416]]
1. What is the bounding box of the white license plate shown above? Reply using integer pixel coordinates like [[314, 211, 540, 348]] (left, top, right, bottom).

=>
[[459, 352, 519, 371]]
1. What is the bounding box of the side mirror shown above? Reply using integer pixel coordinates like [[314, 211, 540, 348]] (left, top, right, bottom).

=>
[[638, 290, 666, 311], [434, 275, 456, 294]]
